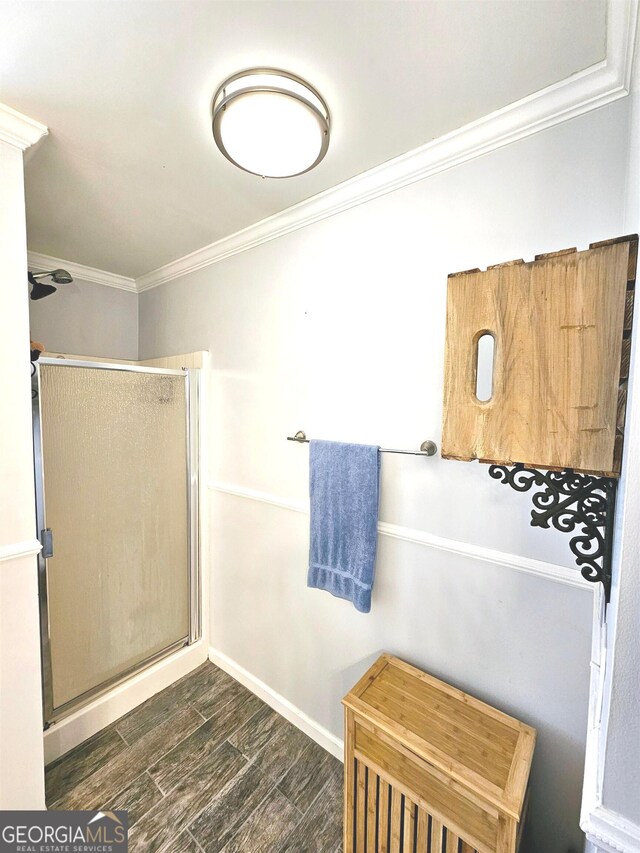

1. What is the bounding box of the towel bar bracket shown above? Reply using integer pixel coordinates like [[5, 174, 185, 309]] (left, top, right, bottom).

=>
[[488, 463, 617, 602], [287, 431, 438, 457]]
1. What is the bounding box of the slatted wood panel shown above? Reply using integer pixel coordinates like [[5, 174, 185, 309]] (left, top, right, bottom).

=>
[[344, 655, 533, 853], [353, 721, 497, 852], [347, 759, 483, 852], [441, 235, 638, 476]]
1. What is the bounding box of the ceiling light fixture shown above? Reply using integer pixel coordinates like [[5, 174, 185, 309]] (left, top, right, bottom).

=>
[[212, 68, 330, 178]]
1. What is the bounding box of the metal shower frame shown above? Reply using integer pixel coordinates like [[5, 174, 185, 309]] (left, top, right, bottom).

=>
[[32, 358, 201, 728]]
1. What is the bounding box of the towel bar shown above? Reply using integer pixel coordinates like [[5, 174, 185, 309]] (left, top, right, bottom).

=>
[[287, 430, 438, 457]]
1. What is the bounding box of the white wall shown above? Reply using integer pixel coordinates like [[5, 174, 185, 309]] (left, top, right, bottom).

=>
[[603, 50, 640, 826], [0, 133, 46, 808], [583, 22, 640, 852], [28, 277, 138, 360], [139, 97, 632, 853]]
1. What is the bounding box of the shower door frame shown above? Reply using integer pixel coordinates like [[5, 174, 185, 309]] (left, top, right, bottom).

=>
[[33, 358, 201, 728]]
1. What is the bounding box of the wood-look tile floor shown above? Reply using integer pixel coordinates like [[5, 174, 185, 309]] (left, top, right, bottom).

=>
[[46, 662, 344, 853]]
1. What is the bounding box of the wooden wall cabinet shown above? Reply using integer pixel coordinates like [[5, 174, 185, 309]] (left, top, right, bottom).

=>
[[343, 654, 535, 853], [442, 236, 637, 477]]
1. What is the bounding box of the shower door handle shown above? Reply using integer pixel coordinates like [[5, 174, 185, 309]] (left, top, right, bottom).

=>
[[40, 528, 54, 559]]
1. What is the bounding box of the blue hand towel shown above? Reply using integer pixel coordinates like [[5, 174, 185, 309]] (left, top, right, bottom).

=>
[[307, 440, 381, 613]]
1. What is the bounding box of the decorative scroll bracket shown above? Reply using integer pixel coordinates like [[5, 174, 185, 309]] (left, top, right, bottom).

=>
[[488, 464, 617, 602]]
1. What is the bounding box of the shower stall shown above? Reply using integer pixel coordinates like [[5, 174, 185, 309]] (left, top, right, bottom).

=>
[[32, 358, 200, 728]]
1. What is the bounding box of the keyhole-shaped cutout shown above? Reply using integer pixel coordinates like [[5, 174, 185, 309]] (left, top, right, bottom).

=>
[[475, 332, 495, 402]]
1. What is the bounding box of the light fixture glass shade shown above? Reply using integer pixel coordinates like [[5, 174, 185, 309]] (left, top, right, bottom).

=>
[[212, 69, 330, 178]]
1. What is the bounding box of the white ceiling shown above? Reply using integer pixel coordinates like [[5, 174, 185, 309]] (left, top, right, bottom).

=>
[[2, 0, 606, 278]]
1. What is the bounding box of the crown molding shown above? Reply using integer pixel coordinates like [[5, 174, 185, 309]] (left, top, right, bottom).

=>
[[0, 103, 47, 151], [24, 0, 637, 294], [28, 252, 137, 292], [136, 0, 638, 292]]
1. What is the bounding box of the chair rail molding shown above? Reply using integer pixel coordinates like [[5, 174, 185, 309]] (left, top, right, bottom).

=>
[[0, 102, 47, 150], [208, 480, 593, 591], [135, 0, 638, 292], [583, 805, 640, 853], [27, 251, 137, 292], [0, 539, 42, 563]]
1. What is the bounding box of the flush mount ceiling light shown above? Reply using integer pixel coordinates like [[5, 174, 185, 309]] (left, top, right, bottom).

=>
[[212, 69, 330, 178]]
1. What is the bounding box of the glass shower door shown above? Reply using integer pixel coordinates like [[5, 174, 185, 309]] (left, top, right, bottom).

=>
[[34, 360, 199, 724]]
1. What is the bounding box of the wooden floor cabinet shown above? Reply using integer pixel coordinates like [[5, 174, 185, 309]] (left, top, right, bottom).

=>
[[343, 654, 535, 853]]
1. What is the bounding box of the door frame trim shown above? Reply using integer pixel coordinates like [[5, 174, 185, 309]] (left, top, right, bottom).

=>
[[186, 368, 201, 644]]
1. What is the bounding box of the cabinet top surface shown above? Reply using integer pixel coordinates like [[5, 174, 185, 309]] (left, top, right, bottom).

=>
[[343, 654, 536, 819]]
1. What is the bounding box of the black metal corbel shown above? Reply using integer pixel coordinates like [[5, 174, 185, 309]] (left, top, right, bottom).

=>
[[488, 463, 617, 602]]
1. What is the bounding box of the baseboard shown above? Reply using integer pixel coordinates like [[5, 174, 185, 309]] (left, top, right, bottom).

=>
[[44, 641, 208, 765], [583, 805, 640, 853], [208, 647, 344, 762]]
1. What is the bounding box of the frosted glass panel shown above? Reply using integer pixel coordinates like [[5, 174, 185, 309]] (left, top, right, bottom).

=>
[[39, 365, 190, 709]]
